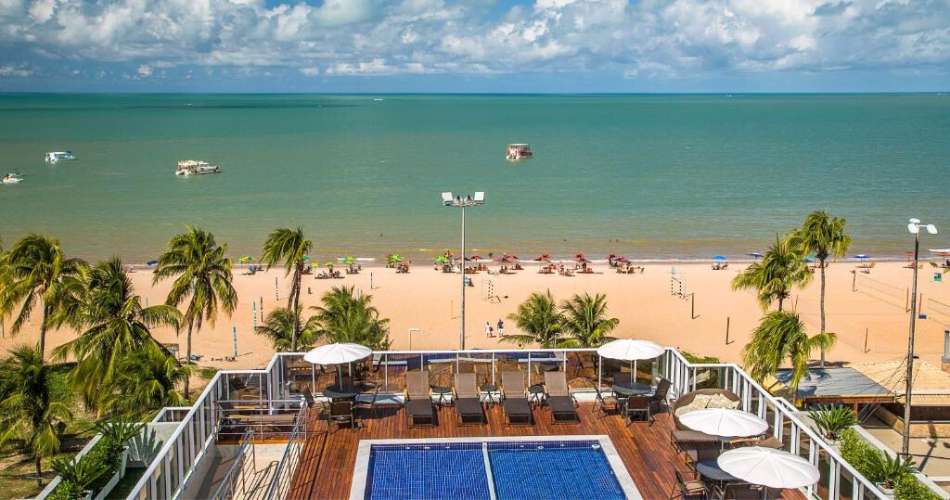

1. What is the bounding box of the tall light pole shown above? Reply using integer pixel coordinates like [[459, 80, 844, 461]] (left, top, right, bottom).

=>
[[441, 191, 485, 350], [903, 218, 938, 457]]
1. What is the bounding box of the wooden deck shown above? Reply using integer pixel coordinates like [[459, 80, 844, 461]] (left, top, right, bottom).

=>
[[285, 403, 806, 499]]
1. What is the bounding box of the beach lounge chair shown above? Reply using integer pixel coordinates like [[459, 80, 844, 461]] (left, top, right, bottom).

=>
[[501, 371, 532, 425], [405, 371, 435, 426], [453, 373, 485, 424], [543, 371, 578, 422]]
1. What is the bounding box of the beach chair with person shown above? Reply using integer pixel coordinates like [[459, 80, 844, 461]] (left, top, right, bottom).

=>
[[501, 370, 533, 425]]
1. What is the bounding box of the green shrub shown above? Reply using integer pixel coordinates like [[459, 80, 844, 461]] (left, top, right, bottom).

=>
[[51, 454, 108, 497], [809, 405, 857, 441], [47, 420, 144, 498], [839, 428, 939, 499]]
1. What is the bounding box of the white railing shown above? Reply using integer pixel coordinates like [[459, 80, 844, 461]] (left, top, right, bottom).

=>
[[129, 347, 887, 500], [262, 404, 309, 499]]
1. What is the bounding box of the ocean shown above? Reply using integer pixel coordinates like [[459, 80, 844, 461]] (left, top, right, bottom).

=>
[[0, 93, 948, 262]]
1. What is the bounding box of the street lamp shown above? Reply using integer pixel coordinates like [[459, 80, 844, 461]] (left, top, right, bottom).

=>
[[441, 191, 485, 350], [902, 218, 938, 457]]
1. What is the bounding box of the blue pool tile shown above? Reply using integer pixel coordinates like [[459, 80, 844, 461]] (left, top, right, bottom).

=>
[[366, 443, 490, 500], [487, 441, 626, 500]]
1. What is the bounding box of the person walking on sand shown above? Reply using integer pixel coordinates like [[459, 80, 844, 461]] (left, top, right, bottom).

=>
[[485, 321, 494, 338], [497, 319, 505, 337]]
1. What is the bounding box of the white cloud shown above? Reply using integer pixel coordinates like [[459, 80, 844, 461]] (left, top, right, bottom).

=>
[[0, 0, 945, 83], [0, 64, 32, 77]]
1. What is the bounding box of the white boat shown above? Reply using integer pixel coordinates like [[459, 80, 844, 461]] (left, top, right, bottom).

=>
[[2, 173, 23, 184], [45, 151, 76, 163], [506, 143, 533, 161], [176, 160, 221, 176]]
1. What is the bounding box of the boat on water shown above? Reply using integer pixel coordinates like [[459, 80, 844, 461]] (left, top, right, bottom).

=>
[[506, 143, 533, 161], [175, 160, 221, 176], [2, 173, 23, 184], [45, 151, 76, 163]]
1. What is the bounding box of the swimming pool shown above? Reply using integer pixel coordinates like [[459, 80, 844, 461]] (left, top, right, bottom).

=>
[[351, 435, 641, 500]]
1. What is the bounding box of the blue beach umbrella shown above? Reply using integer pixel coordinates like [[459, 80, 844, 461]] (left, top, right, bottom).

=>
[[745, 252, 763, 259], [713, 255, 727, 262], [855, 254, 870, 260]]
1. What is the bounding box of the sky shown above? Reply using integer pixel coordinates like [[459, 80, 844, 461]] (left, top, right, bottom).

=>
[[0, 0, 948, 93]]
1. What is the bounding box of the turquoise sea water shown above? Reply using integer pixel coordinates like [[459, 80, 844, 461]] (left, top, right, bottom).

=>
[[0, 93, 948, 262]]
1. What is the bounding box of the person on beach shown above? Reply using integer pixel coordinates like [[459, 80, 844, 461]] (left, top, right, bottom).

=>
[[485, 321, 494, 338], [497, 319, 504, 337]]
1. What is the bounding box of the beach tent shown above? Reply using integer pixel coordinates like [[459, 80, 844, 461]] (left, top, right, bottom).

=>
[[718, 447, 819, 489]]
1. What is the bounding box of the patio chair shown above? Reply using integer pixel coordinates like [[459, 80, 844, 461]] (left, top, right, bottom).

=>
[[624, 395, 652, 423], [718, 482, 769, 499], [405, 370, 435, 426], [543, 371, 578, 423], [353, 385, 380, 419], [594, 386, 620, 415], [328, 400, 355, 429], [501, 371, 533, 425], [671, 469, 709, 499], [650, 378, 672, 413], [453, 373, 485, 424]]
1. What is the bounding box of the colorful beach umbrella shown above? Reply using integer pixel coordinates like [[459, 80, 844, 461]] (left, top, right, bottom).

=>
[[534, 254, 551, 262]]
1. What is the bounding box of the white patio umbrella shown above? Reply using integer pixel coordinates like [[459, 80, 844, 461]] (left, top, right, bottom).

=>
[[717, 447, 820, 489], [679, 408, 769, 438], [303, 343, 372, 383], [597, 339, 665, 381]]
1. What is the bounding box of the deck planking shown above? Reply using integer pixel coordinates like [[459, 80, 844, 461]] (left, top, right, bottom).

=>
[[286, 403, 806, 500]]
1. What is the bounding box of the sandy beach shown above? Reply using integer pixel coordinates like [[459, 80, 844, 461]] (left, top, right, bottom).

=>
[[2, 260, 948, 373]]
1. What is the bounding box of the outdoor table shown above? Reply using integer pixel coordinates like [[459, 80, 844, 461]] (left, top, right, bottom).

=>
[[528, 384, 546, 406], [611, 382, 653, 397], [696, 459, 740, 498], [480, 384, 501, 406], [323, 384, 358, 400], [430, 385, 453, 406]]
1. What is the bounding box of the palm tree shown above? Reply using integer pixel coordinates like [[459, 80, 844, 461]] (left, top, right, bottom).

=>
[[0, 235, 86, 359], [503, 291, 567, 347], [0, 345, 72, 486], [260, 228, 312, 351], [560, 293, 619, 347], [255, 306, 319, 351], [743, 311, 836, 396], [312, 286, 390, 349], [732, 233, 811, 311], [153, 227, 237, 398], [52, 258, 181, 411], [113, 348, 189, 416], [795, 211, 851, 367]]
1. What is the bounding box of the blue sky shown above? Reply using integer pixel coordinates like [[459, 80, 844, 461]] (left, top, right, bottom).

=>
[[1, 0, 948, 93]]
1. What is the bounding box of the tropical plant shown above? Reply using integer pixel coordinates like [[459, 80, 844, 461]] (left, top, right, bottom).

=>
[[0, 235, 86, 359], [560, 292, 619, 347], [93, 419, 144, 460], [865, 452, 916, 490], [732, 233, 811, 311], [111, 347, 190, 416], [312, 286, 390, 349], [503, 290, 567, 347], [839, 428, 938, 498], [742, 311, 836, 395], [255, 306, 319, 351], [153, 227, 237, 398], [51, 455, 108, 497], [260, 227, 312, 351], [52, 258, 181, 411], [808, 404, 857, 441], [794, 211, 851, 366], [0, 345, 72, 485]]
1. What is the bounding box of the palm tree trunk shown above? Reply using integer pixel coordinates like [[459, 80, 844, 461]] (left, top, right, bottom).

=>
[[35, 455, 42, 487], [184, 320, 194, 399], [38, 305, 49, 362], [819, 259, 827, 367], [777, 297, 784, 312], [288, 265, 301, 351]]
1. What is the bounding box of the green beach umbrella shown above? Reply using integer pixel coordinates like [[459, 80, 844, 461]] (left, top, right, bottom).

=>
[[239, 256, 253, 264], [388, 253, 403, 264], [342, 256, 355, 265], [434, 255, 449, 265]]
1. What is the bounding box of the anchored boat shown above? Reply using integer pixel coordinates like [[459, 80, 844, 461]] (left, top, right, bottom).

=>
[[505, 144, 533, 161], [45, 151, 76, 163], [176, 160, 221, 176]]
